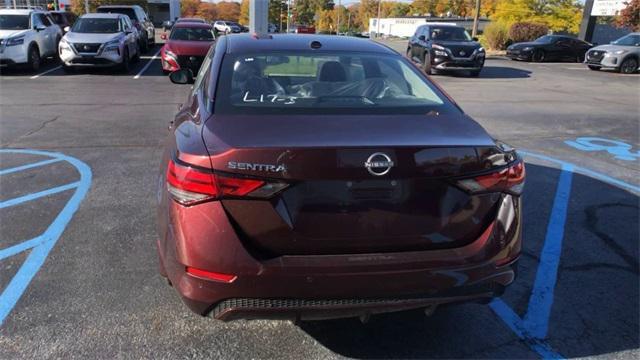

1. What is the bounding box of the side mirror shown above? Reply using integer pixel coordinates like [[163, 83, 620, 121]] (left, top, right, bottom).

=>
[[169, 69, 194, 85], [161, 33, 167, 40], [63, 26, 70, 33], [35, 25, 46, 31], [472, 37, 478, 42], [418, 35, 425, 41]]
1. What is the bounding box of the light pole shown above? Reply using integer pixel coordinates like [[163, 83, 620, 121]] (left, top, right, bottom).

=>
[[376, 0, 381, 38], [472, 0, 481, 38], [336, 0, 340, 35], [286, 0, 291, 33]]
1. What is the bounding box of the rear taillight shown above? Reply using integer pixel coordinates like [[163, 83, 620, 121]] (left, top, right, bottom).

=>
[[456, 161, 525, 195], [186, 266, 237, 283], [166, 159, 288, 206]]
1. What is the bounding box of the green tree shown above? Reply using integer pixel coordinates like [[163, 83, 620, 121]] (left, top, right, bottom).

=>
[[295, 0, 334, 25], [491, 0, 582, 34], [239, 0, 249, 25]]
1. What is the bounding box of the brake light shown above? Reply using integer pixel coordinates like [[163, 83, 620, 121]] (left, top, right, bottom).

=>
[[186, 266, 237, 283], [166, 159, 288, 205], [456, 161, 525, 195]]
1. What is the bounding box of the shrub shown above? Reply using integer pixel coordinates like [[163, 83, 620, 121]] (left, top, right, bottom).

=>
[[509, 22, 549, 43], [483, 22, 509, 50]]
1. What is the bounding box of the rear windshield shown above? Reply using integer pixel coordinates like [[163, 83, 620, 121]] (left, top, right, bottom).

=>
[[170, 27, 214, 41], [97, 8, 136, 21], [214, 52, 455, 115], [0, 15, 29, 30], [72, 18, 120, 33]]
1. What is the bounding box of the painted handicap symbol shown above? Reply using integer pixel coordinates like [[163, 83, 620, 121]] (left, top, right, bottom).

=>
[[565, 137, 640, 161], [0, 149, 91, 325], [489, 151, 639, 360]]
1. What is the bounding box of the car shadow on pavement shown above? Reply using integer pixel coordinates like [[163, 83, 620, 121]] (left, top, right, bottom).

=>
[[299, 162, 639, 359], [438, 66, 532, 79]]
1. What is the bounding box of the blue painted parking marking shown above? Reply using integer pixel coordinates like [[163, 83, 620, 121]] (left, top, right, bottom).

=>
[[0, 149, 92, 326], [490, 151, 639, 359], [565, 137, 640, 161]]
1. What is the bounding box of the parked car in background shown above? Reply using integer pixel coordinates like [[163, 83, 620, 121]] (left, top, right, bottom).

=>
[[96, 5, 154, 52], [160, 22, 215, 75], [160, 34, 524, 321], [585, 33, 639, 74], [0, 8, 62, 71], [213, 20, 241, 34], [238, 23, 249, 33], [59, 13, 140, 72], [268, 23, 277, 33], [176, 17, 206, 24], [507, 35, 592, 63], [50, 11, 77, 34], [407, 24, 485, 76]]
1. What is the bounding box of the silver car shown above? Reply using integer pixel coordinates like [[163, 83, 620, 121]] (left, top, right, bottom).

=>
[[585, 33, 640, 74], [59, 13, 139, 72]]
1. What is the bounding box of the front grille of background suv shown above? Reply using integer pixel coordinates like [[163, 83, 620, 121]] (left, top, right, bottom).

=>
[[73, 43, 102, 53], [587, 50, 605, 63]]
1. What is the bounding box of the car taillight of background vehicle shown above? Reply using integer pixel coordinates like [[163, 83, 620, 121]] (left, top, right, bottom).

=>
[[166, 159, 289, 205], [456, 161, 525, 195]]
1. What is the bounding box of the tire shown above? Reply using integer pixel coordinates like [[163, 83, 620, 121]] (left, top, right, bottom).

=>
[[469, 69, 481, 77], [618, 57, 638, 74], [27, 44, 41, 72], [531, 49, 545, 63], [406, 47, 412, 60], [140, 36, 149, 53], [119, 49, 130, 73], [132, 43, 141, 63], [422, 52, 433, 75], [588, 65, 600, 71]]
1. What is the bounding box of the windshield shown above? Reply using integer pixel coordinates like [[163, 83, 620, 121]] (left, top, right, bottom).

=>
[[72, 18, 120, 33], [612, 34, 640, 46], [534, 35, 556, 44], [97, 8, 136, 21], [215, 52, 454, 116], [170, 27, 214, 41], [0, 15, 29, 30], [430, 27, 471, 41]]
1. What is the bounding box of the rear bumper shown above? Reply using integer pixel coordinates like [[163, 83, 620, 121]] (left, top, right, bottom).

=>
[[158, 194, 522, 321]]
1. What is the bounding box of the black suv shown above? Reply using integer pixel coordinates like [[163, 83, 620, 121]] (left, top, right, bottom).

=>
[[97, 5, 155, 52], [407, 24, 485, 76]]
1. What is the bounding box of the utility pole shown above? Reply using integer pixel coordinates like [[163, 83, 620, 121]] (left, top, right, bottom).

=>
[[336, 0, 340, 35], [84, 0, 89, 14], [376, 0, 381, 38], [250, 0, 268, 34], [472, 0, 481, 38], [286, 0, 291, 33]]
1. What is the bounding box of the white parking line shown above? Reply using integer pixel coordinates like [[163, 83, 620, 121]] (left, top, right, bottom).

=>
[[134, 48, 161, 79], [30, 65, 62, 79]]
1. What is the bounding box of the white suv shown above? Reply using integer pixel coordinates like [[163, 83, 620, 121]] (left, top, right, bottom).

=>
[[0, 8, 62, 71], [213, 21, 241, 35]]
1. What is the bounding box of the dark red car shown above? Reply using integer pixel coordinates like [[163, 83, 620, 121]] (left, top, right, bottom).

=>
[[160, 22, 215, 75], [158, 34, 524, 321]]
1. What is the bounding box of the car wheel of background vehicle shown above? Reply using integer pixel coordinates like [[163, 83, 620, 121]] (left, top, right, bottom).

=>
[[422, 52, 432, 75], [531, 49, 545, 62], [406, 47, 412, 60], [141, 36, 149, 53], [54, 36, 61, 60], [588, 65, 600, 71], [618, 57, 638, 74], [132, 43, 141, 63], [27, 44, 41, 72]]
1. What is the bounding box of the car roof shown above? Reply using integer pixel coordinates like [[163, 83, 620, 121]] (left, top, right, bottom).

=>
[[226, 34, 397, 55], [0, 9, 37, 15], [81, 13, 123, 19], [178, 18, 205, 22], [97, 5, 140, 9], [174, 22, 212, 29]]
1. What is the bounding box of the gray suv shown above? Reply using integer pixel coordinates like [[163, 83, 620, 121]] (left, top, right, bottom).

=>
[[585, 33, 639, 74]]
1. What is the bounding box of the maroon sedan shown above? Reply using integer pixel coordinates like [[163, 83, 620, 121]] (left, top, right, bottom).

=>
[[160, 22, 215, 75], [158, 34, 525, 321]]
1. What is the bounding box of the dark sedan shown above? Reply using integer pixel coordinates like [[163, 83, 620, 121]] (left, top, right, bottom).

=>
[[158, 34, 525, 322], [507, 35, 592, 62]]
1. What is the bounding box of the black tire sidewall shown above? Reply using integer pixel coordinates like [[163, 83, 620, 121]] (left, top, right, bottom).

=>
[[620, 58, 638, 74], [532, 50, 544, 62], [422, 52, 432, 74], [28, 45, 40, 72], [120, 49, 130, 72]]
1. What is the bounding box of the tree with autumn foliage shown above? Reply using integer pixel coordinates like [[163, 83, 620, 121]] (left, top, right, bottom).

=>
[[196, 3, 218, 22], [181, 0, 200, 18], [615, 0, 640, 31]]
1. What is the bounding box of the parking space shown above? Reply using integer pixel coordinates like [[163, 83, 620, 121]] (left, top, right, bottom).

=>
[[0, 36, 638, 359]]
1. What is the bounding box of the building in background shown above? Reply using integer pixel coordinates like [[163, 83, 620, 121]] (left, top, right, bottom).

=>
[[369, 17, 491, 38]]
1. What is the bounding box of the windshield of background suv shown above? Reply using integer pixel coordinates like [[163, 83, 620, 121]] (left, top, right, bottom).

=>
[[170, 27, 214, 41], [215, 52, 454, 116], [612, 34, 640, 46], [0, 15, 29, 30], [97, 8, 136, 21], [72, 18, 120, 33], [430, 27, 471, 41]]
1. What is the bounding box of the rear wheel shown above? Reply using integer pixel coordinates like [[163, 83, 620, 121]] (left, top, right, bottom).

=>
[[618, 57, 638, 74], [531, 49, 545, 63], [422, 52, 433, 75], [588, 65, 600, 71], [27, 44, 41, 72], [119, 49, 130, 73]]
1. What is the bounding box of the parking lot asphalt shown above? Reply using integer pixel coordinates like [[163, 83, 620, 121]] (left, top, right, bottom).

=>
[[0, 36, 638, 359]]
